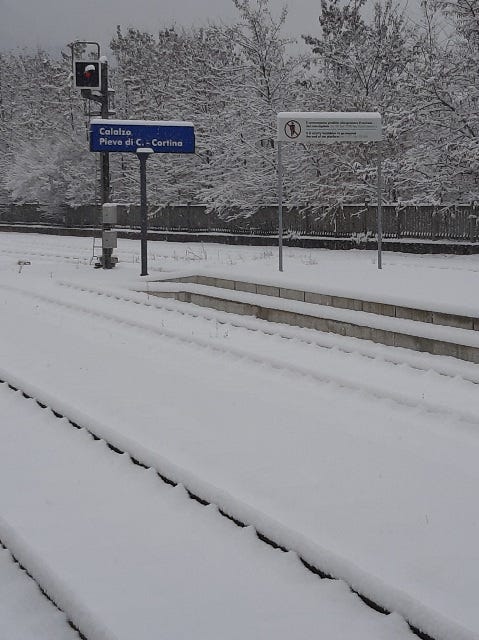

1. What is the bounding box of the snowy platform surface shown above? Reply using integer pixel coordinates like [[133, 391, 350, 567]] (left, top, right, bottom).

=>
[[3, 229, 479, 314], [1, 233, 479, 640]]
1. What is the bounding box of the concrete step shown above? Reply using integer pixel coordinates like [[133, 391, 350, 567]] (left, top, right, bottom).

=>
[[158, 274, 479, 332], [145, 277, 479, 365]]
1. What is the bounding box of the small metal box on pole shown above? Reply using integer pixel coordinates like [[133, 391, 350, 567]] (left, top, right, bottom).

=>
[[102, 202, 118, 225], [95, 202, 119, 268], [102, 230, 117, 249]]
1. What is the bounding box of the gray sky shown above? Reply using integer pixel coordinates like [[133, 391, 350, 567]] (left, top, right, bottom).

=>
[[0, 0, 326, 52]]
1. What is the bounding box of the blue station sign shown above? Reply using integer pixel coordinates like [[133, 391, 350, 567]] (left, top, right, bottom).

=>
[[90, 118, 195, 154]]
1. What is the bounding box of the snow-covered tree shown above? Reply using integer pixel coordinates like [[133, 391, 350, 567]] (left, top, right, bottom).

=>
[[299, 0, 416, 206], [400, 0, 479, 201], [1, 50, 93, 213], [198, 0, 303, 212], [110, 4, 304, 214], [3, 0, 479, 213], [110, 25, 230, 205]]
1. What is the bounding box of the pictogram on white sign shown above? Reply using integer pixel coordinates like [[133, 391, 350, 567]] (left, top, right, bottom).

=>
[[284, 120, 301, 139]]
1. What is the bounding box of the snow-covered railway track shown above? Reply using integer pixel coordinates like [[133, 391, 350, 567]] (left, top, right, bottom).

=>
[[2, 279, 479, 640], [0, 377, 431, 640], [0, 240, 176, 267], [0, 246, 91, 266], [0, 542, 82, 640], [3, 243, 477, 387], [60, 279, 479, 386], [2, 279, 478, 429]]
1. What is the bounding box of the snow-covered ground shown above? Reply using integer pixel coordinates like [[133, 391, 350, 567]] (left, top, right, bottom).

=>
[[1, 232, 479, 640], [0, 546, 77, 640], [0, 383, 412, 640], [3, 231, 479, 315]]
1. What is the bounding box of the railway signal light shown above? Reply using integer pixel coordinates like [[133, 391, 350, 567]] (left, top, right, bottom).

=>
[[74, 60, 101, 90]]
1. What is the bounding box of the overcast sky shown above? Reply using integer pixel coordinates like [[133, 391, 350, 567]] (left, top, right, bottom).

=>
[[0, 0, 332, 52]]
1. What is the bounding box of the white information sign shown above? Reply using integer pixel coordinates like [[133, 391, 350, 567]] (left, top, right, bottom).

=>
[[275, 110, 384, 272], [277, 111, 382, 144]]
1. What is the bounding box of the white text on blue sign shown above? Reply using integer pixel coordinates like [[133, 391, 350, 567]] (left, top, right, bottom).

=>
[[90, 119, 195, 154]]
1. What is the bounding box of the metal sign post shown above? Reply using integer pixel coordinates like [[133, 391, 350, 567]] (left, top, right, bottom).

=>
[[137, 149, 154, 276], [276, 111, 384, 271], [377, 141, 383, 270], [89, 118, 195, 275], [277, 140, 284, 272]]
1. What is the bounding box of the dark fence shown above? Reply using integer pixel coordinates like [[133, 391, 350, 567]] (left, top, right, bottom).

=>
[[1, 202, 478, 242]]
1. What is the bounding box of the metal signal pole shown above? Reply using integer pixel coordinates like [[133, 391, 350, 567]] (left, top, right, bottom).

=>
[[70, 41, 114, 269], [99, 58, 112, 268], [100, 59, 110, 205]]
